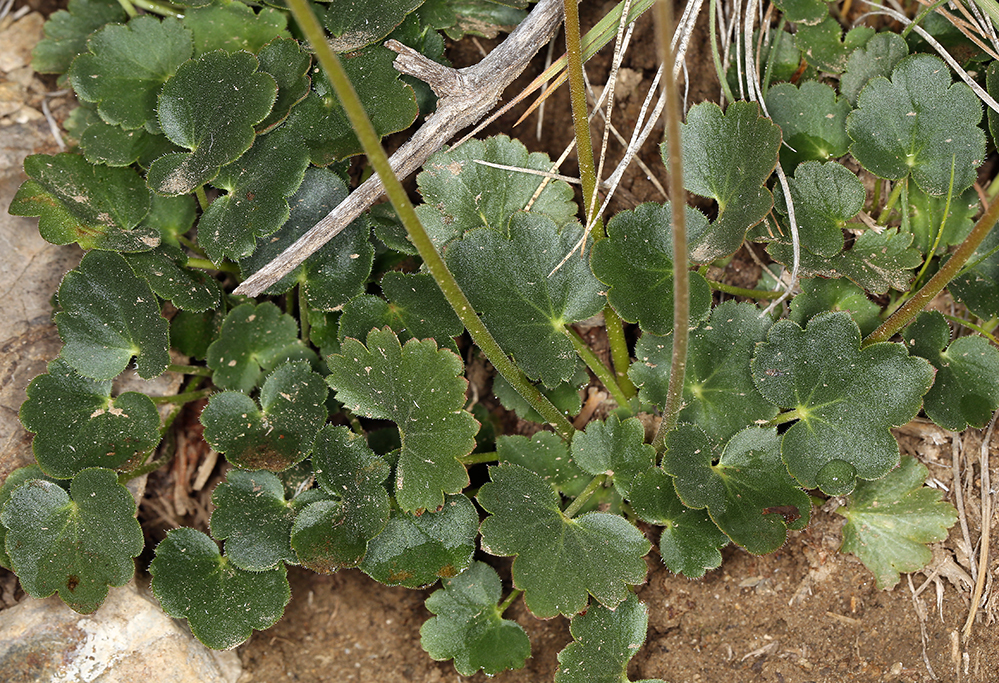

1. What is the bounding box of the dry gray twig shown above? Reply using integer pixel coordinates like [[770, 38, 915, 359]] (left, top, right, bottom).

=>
[[235, 0, 565, 297]]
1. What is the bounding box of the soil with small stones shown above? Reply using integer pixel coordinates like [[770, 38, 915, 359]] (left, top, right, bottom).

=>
[[2, 1, 998, 682]]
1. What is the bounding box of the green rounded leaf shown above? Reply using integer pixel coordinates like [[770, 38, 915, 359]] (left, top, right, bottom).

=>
[[446, 214, 605, 388], [0, 467, 62, 569], [182, 2, 288, 56], [202, 361, 328, 471], [905, 183, 978, 255], [840, 32, 908, 106], [905, 312, 999, 431], [789, 277, 880, 337], [20, 359, 161, 478], [32, 0, 127, 75], [478, 464, 650, 618], [751, 312, 934, 493], [210, 469, 297, 571], [205, 302, 309, 392], [254, 36, 312, 133], [79, 118, 179, 167], [773, 0, 829, 24], [774, 160, 866, 257], [663, 101, 780, 261], [765, 81, 851, 169], [197, 127, 309, 263], [421, 561, 531, 677], [238, 167, 373, 309], [795, 18, 874, 73], [326, 328, 476, 512], [56, 250, 170, 381], [662, 426, 811, 554], [291, 425, 391, 572], [948, 217, 999, 320], [69, 16, 193, 132], [492, 364, 587, 425], [496, 431, 587, 495], [629, 301, 777, 445], [284, 45, 418, 165], [325, 0, 423, 51], [846, 54, 985, 195], [1, 468, 143, 614], [123, 244, 221, 312], [9, 153, 156, 251], [591, 202, 712, 334], [416, 134, 577, 250], [148, 50, 277, 195], [838, 456, 957, 589], [555, 592, 664, 683], [149, 527, 290, 650], [628, 468, 728, 578], [361, 493, 478, 588], [571, 414, 655, 498]]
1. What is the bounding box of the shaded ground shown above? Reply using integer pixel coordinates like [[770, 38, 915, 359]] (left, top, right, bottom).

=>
[[1, 1, 997, 682]]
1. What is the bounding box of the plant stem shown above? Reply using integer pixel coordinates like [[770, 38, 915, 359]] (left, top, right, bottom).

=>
[[563, 473, 607, 518], [168, 363, 213, 377], [864, 193, 999, 346], [498, 588, 523, 615], [458, 451, 499, 465], [150, 388, 214, 405], [652, 0, 689, 454], [763, 408, 804, 428], [195, 186, 209, 212], [910, 156, 956, 292], [562, 0, 599, 226], [877, 180, 903, 224], [299, 285, 310, 346], [286, 0, 575, 441], [707, 279, 783, 299], [114, 0, 137, 18], [603, 306, 637, 398], [566, 327, 631, 411], [185, 257, 238, 273]]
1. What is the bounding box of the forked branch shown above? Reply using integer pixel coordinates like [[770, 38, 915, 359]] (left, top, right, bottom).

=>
[[235, 0, 565, 296]]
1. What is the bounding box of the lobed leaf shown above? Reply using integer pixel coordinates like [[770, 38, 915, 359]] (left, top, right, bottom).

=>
[[905, 183, 978, 255], [496, 431, 588, 495], [79, 118, 179, 168], [255, 37, 312, 133], [446, 214, 605, 388], [662, 426, 811, 554], [284, 46, 418, 165], [752, 312, 934, 494], [773, 161, 866, 257], [795, 18, 874, 73], [201, 361, 328, 471], [768, 226, 922, 294], [421, 561, 531, 677], [630, 301, 776, 445], [183, 2, 288, 56], [149, 527, 290, 650], [478, 464, 650, 618], [555, 592, 664, 683], [839, 32, 908, 106], [197, 127, 310, 263], [663, 101, 781, 262], [847, 54, 985, 195], [1, 468, 143, 614], [56, 250, 170, 381], [765, 81, 851, 170], [123, 244, 221, 312], [20, 358, 161, 478], [361, 494, 478, 588], [839, 456, 957, 589], [590, 202, 712, 335], [210, 469, 297, 572], [948, 218, 999, 320], [324, 0, 423, 51], [239, 166, 373, 308], [789, 277, 880, 337], [326, 328, 477, 512], [205, 302, 309, 393], [491, 364, 587, 426], [773, 0, 829, 24], [905, 312, 999, 431], [9, 153, 156, 251], [415, 135, 577, 250], [69, 16, 192, 132], [571, 414, 655, 498], [147, 50, 277, 195], [629, 468, 727, 578], [31, 0, 126, 75], [292, 425, 391, 572]]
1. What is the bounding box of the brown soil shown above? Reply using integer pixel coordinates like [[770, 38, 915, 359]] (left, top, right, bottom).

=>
[[2, 1, 998, 682]]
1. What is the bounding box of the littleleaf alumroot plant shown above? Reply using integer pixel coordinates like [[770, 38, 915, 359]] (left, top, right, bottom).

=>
[[5, 0, 999, 677]]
